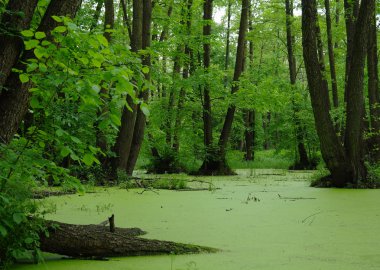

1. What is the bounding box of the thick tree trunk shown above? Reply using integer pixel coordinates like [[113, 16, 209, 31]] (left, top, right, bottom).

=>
[[0, 0, 82, 144], [324, 0, 339, 109], [40, 221, 216, 258], [198, 0, 249, 175], [111, 0, 142, 175], [126, 0, 152, 175], [0, 0, 38, 88], [302, 0, 352, 187], [285, 0, 311, 170], [367, 11, 380, 163], [344, 0, 375, 182]]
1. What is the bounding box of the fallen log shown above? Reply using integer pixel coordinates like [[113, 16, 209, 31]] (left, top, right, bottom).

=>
[[40, 221, 217, 258]]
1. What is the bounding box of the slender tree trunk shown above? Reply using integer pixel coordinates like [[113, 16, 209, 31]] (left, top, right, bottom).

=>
[[244, 1, 255, 161], [367, 11, 380, 162], [343, 0, 359, 101], [285, 0, 310, 169], [96, 0, 114, 164], [173, 0, 193, 153], [0, 0, 82, 144], [120, 0, 132, 39], [90, 0, 104, 30], [111, 0, 142, 175], [324, 0, 339, 108], [0, 0, 38, 88], [126, 0, 152, 175], [302, 0, 352, 187], [225, 0, 232, 72], [344, 0, 375, 182], [202, 0, 213, 151], [218, 0, 249, 157]]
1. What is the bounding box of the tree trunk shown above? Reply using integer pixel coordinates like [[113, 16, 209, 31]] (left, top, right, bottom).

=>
[[202, 0, 213, 150], [90, 0, 104, 31], [197, 0, 249, 175], [285, 0, 311, 170], [302, 0, 352, 187], [111, 0, 142, 175], [244, 1, 255, 162], [95, 0, 115, 168], [40, 221, 216, 258], [344, 0, 375, 182], [324, 0, 339, 108], [367, 11, 380, 163], [0, 0, 38, 88], [0, 0, 82, 144], [173, 0, 194, 153], [120, 0, 132, 39], [126, 0, 152, 175], [343, 0, 359, 90]]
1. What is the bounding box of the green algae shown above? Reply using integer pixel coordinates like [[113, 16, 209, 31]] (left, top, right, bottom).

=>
[[12, 169, 380, 270]]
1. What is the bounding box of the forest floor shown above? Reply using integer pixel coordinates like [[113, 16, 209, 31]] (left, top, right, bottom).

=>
[[13, 169, 380, 270]]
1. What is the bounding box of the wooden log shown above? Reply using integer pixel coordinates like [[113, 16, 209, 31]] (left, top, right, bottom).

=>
[[40, 221, 217, 258]]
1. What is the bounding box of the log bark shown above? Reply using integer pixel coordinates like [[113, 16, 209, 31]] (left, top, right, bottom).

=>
[[40, 221, 216, 258]]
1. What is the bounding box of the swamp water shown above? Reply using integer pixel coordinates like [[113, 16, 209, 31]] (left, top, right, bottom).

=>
[[13, 169, 380, 270]]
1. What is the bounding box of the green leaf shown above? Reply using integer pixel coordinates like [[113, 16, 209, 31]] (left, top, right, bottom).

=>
[[21, 30, 34, 37], [13, 213, 24, 224], [141, 104, 150, 116], [110, 114, 121, 126], [38, 141, 45, 148], [54, 26, 67, 33], [96, 35, 109, 47], [0, 225, 7, 237], [55, 129, 64, 137], [35, 31, 46, 39], [19, 74, 29, 83], [24, 39, 39, 50], [51, 16, 63, 22], [24, 238, 34, 244], [60, 147, 71, 158], [82, 153, 94, 166], [142, 66, 149, 74], [70, 153, 79, 161], [34, 47, 45, 59], [70, 136, 81, 144]]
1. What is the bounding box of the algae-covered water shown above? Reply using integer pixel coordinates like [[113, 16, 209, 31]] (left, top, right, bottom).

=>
[[13, 169, 380, 269]]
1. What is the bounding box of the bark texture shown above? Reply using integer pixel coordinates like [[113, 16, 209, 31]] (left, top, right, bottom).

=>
[[367, 11, 380, 162], [344, 0, 375, 182], [324, 0, 339, 108], [40, 221, 216, 258]]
